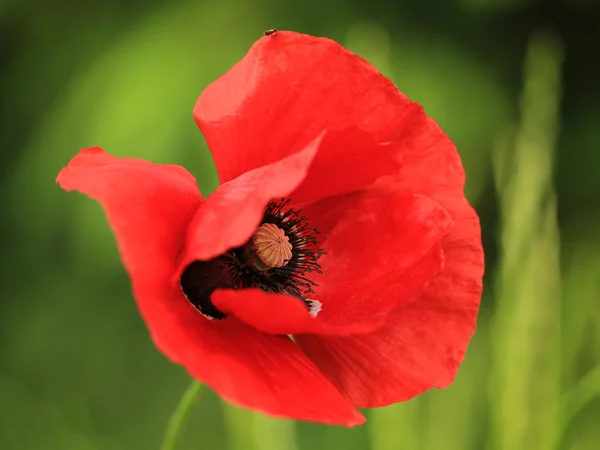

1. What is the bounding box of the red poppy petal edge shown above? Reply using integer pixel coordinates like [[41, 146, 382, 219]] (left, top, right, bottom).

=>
[[136, 285, 364, 426], [211, 288, 326, 335], [177, 132, 323, 272], [295, 201, 481, 407], [194, 31, 413, 184], [56, 147, 201, 287]]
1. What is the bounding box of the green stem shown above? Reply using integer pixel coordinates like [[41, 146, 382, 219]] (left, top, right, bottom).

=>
[[160, 381, 202, 450]]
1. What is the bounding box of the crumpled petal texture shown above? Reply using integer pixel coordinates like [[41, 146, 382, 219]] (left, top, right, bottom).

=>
[[57, 31, 484, 426]]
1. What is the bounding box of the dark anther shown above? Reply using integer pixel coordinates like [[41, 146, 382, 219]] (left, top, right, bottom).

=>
[[264, 29, 277, 36]]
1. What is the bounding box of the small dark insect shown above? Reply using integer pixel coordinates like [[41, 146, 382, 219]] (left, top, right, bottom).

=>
[[264, 29, 277, 36]]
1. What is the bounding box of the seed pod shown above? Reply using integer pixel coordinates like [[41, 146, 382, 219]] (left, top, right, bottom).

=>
[[252, 223, 292, 268]]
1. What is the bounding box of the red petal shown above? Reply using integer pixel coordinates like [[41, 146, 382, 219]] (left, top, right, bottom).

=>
[[177, 133, 322, 272], [295, 207, 480, 406], [135, 285, 363, 425], [290, 127, 403, 203], [56, 147, 201, 287], [311, 193, 452, 330], [211, 288, 326, 335], [296, 122, 484, 406], [58, 148, 363, 425], [194, 31, 413, 184]]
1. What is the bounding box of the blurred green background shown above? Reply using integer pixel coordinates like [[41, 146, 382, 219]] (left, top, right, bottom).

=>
[[2, 0, 599, 449]]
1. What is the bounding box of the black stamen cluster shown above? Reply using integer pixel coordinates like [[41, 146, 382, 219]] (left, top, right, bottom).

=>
[[181, 198, 325, 320], [224, 199, 324, 298]]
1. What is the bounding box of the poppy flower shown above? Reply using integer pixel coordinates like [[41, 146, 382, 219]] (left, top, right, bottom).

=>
[[57, 30, 483, 426]]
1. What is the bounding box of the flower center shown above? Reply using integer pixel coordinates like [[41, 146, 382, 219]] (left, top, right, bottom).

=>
[[180, 199, 324, 320]]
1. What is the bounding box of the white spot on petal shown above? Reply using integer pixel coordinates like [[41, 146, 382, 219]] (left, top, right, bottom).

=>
[[306, 300, 322, 318]]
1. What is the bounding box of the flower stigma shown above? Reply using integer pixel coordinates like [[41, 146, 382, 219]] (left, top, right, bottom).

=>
[[247, 223, 293, 271], [180, 198, 325, 321]]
